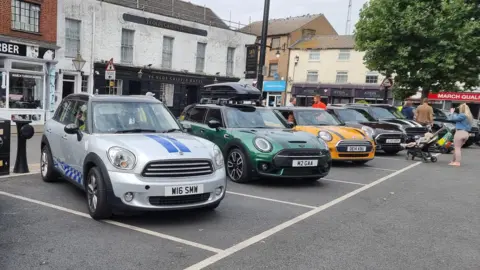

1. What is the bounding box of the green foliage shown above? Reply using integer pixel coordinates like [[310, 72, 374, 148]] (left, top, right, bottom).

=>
[[356, 99, 370, 104], [354, 0, 480, 98]]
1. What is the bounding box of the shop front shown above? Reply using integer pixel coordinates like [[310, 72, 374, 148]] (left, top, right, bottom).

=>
[[263, 80, 286, 107], [428, 92, 480, 118], [354, 88, 393, 104], [93, 62, 239, 116], [0, 39, 58, 126]]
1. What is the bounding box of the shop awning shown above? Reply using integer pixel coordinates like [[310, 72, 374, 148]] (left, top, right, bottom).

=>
[[428, 92, 480, 102]]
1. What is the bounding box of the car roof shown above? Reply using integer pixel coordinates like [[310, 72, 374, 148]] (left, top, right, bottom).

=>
[[65, 93, 160, 103], [273, 106, 330, 111]]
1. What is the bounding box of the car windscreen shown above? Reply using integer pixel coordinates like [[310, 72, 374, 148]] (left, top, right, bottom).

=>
[[336, 108, 374, 122], [294, 110, 342, 126], [433, 108, 448, 119], [91, 101, 181, 133], [369, 107, 398, 119], [224, 107, 286, 128], [384, 106, 405, 119]]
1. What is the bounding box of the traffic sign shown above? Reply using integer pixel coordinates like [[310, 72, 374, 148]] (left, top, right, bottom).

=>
[[105, 58, 116, 80]]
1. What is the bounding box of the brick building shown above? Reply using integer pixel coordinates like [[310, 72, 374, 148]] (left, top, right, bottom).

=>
[[0, 0, 59, 125]]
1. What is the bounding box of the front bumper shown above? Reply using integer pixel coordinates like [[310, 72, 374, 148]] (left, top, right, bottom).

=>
[[107, 168, 227, 210], [374, 133, 405, 151], [329, 140, 375, 161], [252, 149, 331, 179]]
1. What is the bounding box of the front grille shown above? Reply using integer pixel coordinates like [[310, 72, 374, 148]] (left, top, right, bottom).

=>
[[335, 140, 374, 152], [275, 149, 322, 158], [405, 127, 428, 136], [282, 168, 324, 176], [149, 193, 210, 206], [142, 159, 214, 177], [273, 149, 326, 168], [338, 153, 370, 158], [375, 133, 405, 145]]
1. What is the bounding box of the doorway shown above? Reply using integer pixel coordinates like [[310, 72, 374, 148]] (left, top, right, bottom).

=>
[[266, 93, 282, 107], [62, 80, 75, 99], [186, 85, 198, 105]]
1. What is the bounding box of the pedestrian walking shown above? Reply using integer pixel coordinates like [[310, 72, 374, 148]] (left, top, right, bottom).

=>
[[414, 98, 434, 126], [312, 95, 327, 109], [449, 103, 473, 167], [401, 100, 415, 120], [286, 97, 296, 107]]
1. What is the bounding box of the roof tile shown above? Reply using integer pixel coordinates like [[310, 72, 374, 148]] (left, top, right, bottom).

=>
[[290, 35, 355, 50], [240, 14, 324, 36]]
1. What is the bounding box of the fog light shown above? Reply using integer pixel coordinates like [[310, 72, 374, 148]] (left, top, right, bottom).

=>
[[124, 192, 134, 202], [215, 187, 223, 195], [261, 163, 269, 171]]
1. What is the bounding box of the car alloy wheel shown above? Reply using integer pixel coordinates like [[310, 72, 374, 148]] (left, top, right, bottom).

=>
[[87, 174, 98, 212], [227, 151, 244, 181], [40, 150, 48, 177]]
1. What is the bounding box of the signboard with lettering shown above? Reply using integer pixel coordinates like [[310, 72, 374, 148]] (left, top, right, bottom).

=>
[[331, 89, 353, 97], [263, 80, 286, 92], [245, 45, 258, 79], [428, 92, 480, 101], [122, 14, 208, 36], [0, 41, 55, 60]]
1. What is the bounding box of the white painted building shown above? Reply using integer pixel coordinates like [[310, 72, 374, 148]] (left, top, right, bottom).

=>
[[56, 0, 256, 116]]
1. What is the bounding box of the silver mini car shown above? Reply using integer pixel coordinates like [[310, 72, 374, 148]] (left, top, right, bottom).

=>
[[41, 93, 226, 219]]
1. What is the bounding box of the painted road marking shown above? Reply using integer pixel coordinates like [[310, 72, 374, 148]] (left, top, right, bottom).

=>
[[0, 191, 222, 254], [226, 191, 316, 209], [322, 178, 366, 186], [183, 161, 423, 270], [365, 167, 397, 172]]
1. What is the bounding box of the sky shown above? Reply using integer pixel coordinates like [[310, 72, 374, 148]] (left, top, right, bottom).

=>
[[187, 0, 369, 34]]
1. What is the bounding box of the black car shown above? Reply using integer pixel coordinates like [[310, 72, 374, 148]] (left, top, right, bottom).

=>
[[338, 103, 429, 143], [327, 106, 406, 154]]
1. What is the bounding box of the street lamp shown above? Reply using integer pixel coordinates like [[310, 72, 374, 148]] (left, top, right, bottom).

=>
[[275, 50, 280, 58], [72, 52, 86, 72]]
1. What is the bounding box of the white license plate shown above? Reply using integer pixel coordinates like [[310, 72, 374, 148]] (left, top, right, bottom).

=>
[[347, 146, 367, 152], [292, 160, 318, 167], [469, 133, 475, 137], [165, 184, 204, 196], [386, 139, 401, 143]]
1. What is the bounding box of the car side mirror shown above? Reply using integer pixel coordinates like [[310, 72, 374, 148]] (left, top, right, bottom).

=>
[[64, 123, 79, 134], [207, 119, 222, 130], [182, 123, 192, 132], [286, 122, 295, 128]]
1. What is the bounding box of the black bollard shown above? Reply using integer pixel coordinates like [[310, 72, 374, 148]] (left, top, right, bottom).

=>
[[13, 120, 34, 173]]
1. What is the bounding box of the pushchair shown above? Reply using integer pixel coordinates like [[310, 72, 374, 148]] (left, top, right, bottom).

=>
[[402, 125, 448, 162], [429, 123, 454, 154]]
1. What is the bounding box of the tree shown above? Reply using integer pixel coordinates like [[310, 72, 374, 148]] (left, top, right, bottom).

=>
[[354, 0, 480, 99]]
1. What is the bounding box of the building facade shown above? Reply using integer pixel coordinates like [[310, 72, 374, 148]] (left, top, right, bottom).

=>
[[287, 35, 393, 106], [0, 0, 59, 125], [241, 14, 337, 106], [56, 0, 256, 116]]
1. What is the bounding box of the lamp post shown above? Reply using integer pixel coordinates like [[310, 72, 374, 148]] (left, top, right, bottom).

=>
[[72, 52, 86, 72], [256, 0, 271, 97]]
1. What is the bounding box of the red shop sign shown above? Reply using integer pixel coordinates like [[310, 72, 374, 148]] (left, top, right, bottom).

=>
[[428, 92, 480, 101]]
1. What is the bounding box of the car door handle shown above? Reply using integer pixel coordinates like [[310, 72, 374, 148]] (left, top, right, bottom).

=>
[[45, 128, 51, 133], [224, 134, 230, 138], [200, 129, 205, 133]]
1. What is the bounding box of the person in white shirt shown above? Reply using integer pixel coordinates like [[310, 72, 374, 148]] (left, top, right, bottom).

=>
[[286, 97, 296, 107]]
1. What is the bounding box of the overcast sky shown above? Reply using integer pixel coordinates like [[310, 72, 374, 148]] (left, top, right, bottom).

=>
[[188, 0, 369, 34]]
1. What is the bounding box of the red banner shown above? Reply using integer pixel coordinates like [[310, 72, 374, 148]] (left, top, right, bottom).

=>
[[428, 92, 480, 102]]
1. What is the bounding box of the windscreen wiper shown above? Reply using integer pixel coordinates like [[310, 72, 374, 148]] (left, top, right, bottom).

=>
[[163, 128, 182, 133], [116, 129, 157, 133]]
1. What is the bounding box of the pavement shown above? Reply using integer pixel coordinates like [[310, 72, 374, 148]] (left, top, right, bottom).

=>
[[1, 140, 480, 270]]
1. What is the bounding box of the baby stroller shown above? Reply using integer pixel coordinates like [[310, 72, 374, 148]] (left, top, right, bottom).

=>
[[402, 125, 448, 162], [429, 123, 454, 154]]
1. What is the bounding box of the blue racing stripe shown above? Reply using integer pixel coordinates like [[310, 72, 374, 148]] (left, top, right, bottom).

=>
[[163, 136, 191, 152], [145, 135, 179, 153]]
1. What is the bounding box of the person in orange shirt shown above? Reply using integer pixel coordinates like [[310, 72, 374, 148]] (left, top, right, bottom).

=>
[[312, 95, 327, 109]]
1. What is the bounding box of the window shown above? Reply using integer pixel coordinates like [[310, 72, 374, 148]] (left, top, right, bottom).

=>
[[309, 50, 320, 61], [105, 79, 123, 95], [11, 0, 40, 33], [73, 100, 88, 131], [268, 63, 278, 77], [0, 73, 5, 108], [335, 71, 348, 83], [56, 100, 78, 125], [65, 19, 81, 57], [226, 47, 235, 76], [338, 49, 350, 61], [186, 107, 207, 123], [196, 42, 206, 73], [306, 71, 318, 82], [271, 37, 280, 49], [81, 75, 89, 92], [162, 37, 174, 69], [205, 109, 223, 127], [8, 73, 44, 109], [121, 29, 134, 64], [365, 74, 378, 84], [224, 107, 286, 129]]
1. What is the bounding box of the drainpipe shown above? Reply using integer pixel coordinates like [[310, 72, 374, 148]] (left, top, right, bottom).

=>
[[89, 9, 96, 94]]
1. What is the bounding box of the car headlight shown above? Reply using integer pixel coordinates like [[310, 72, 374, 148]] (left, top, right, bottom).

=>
[[253, 137, 273, 152], [213, 145, 224, 169], [361, 126, 375, 138], [107, 146, 136, 170], [318, 131, 332, 142]]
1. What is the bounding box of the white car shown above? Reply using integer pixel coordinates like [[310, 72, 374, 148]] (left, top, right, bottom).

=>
[[41, 93, 226, 219]]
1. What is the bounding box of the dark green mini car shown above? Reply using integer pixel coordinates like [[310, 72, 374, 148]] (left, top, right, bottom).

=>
[[180, 102, 332, 183]]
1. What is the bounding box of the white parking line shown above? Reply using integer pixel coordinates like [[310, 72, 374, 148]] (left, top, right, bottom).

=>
[[321, 178, 366, 186], [226, 191, 316, 209], [183, 161, 423, 270], [0, 191, 222, 254], [365, 167, 397, 172]]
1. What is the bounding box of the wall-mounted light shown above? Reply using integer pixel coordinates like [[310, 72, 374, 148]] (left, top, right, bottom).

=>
[[275, 50, 281, 58], [137, 64, 152, 79], [72, 52, 86, 72], [294, 55, 300, 65]]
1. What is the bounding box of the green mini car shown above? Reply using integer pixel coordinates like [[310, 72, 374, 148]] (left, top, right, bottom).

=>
[[179, 84, 332, 183]]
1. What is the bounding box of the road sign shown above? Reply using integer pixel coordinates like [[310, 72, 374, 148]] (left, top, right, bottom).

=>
[[105, 58, 116, 80], [381, 77, 393, 88], [109, 80, 115, 87]]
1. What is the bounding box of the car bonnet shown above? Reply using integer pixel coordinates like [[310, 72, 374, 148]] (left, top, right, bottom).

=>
[[232, 128, 320, 148]]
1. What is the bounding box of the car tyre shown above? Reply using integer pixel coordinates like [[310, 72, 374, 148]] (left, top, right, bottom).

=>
[[383, 149, 400, 155], [86, 167, 112, 220], [226, 148, 251, 183], [40, 144, 59, 182]]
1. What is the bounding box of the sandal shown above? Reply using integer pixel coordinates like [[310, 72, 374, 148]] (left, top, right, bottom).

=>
[[449, 162, 460, 167]]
